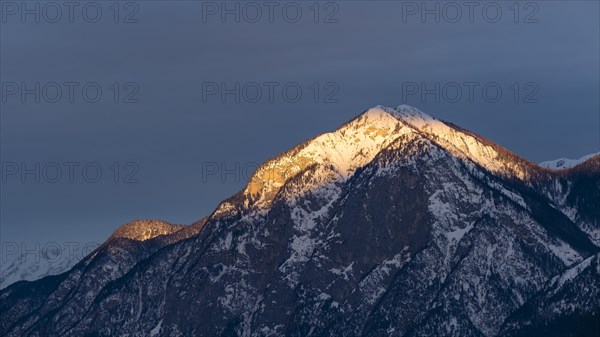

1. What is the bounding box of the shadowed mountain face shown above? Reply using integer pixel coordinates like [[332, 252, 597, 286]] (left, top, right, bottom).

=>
[[1, 105, 599, 337]]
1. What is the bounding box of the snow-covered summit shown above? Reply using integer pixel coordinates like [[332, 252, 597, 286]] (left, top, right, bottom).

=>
[[227, 104, 534, 212], [387, 105, 529, 179], [540, 152, 600, 170], [240, 106, 408, 209], [392, 104, 436, 121]]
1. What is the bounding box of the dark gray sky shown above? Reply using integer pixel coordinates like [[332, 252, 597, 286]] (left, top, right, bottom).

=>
[[1, 1, 599, 245]]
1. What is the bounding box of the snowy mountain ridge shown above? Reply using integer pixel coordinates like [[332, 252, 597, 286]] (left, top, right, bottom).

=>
[[1, 105, 599, 337], [222, 105, 536, 216], [0, 243, 93, 290], [391, 105, 531, 179], [540, 152, 600, 170], [0, 220, 196, 289]]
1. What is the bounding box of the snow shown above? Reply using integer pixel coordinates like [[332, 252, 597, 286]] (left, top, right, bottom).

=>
[[445, 222, 474, 243], [239, 106, 411, 209], [540, 152, 598, 170], [392, 105, 528, 179], [318, 292, 331, 301], [548, 254, 594, 290], [358, 250, 411, 305], [329, 262, 355, 281], [223, 232, 233, 250], [1, 242, 94, 289], [278, 179, 343, 287], [149, 319, 163, 337], [217, 104, 539, 217], [547, 239, 583, 267]]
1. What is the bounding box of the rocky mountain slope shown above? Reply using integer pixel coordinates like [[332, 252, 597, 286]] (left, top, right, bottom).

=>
[[1, 105, 598, 337], [0, 220, 203, 290]]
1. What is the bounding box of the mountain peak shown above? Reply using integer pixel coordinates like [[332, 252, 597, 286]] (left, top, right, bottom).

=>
[[217, 104, 533, 215], [394, 104, 435, 120], [540, 152, 600, 170], [218, 106, 415, 211], [109, 220, 185, 242], [364, 104, 435, 125], [386, 105, 532, 179], [215, 104, 541, 217]]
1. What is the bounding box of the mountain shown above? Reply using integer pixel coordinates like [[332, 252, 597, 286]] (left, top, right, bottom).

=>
[[500, 252, 600, 337], [0, 220, 199, 290], [1, 105, 599, 337], [1, 242, 90, 290], [540, 153, 600, 170]]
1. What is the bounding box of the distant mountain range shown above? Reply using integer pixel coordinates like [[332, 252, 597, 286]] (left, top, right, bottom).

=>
[[2, 105, 599, 337], [540, 152, 600, 170]]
